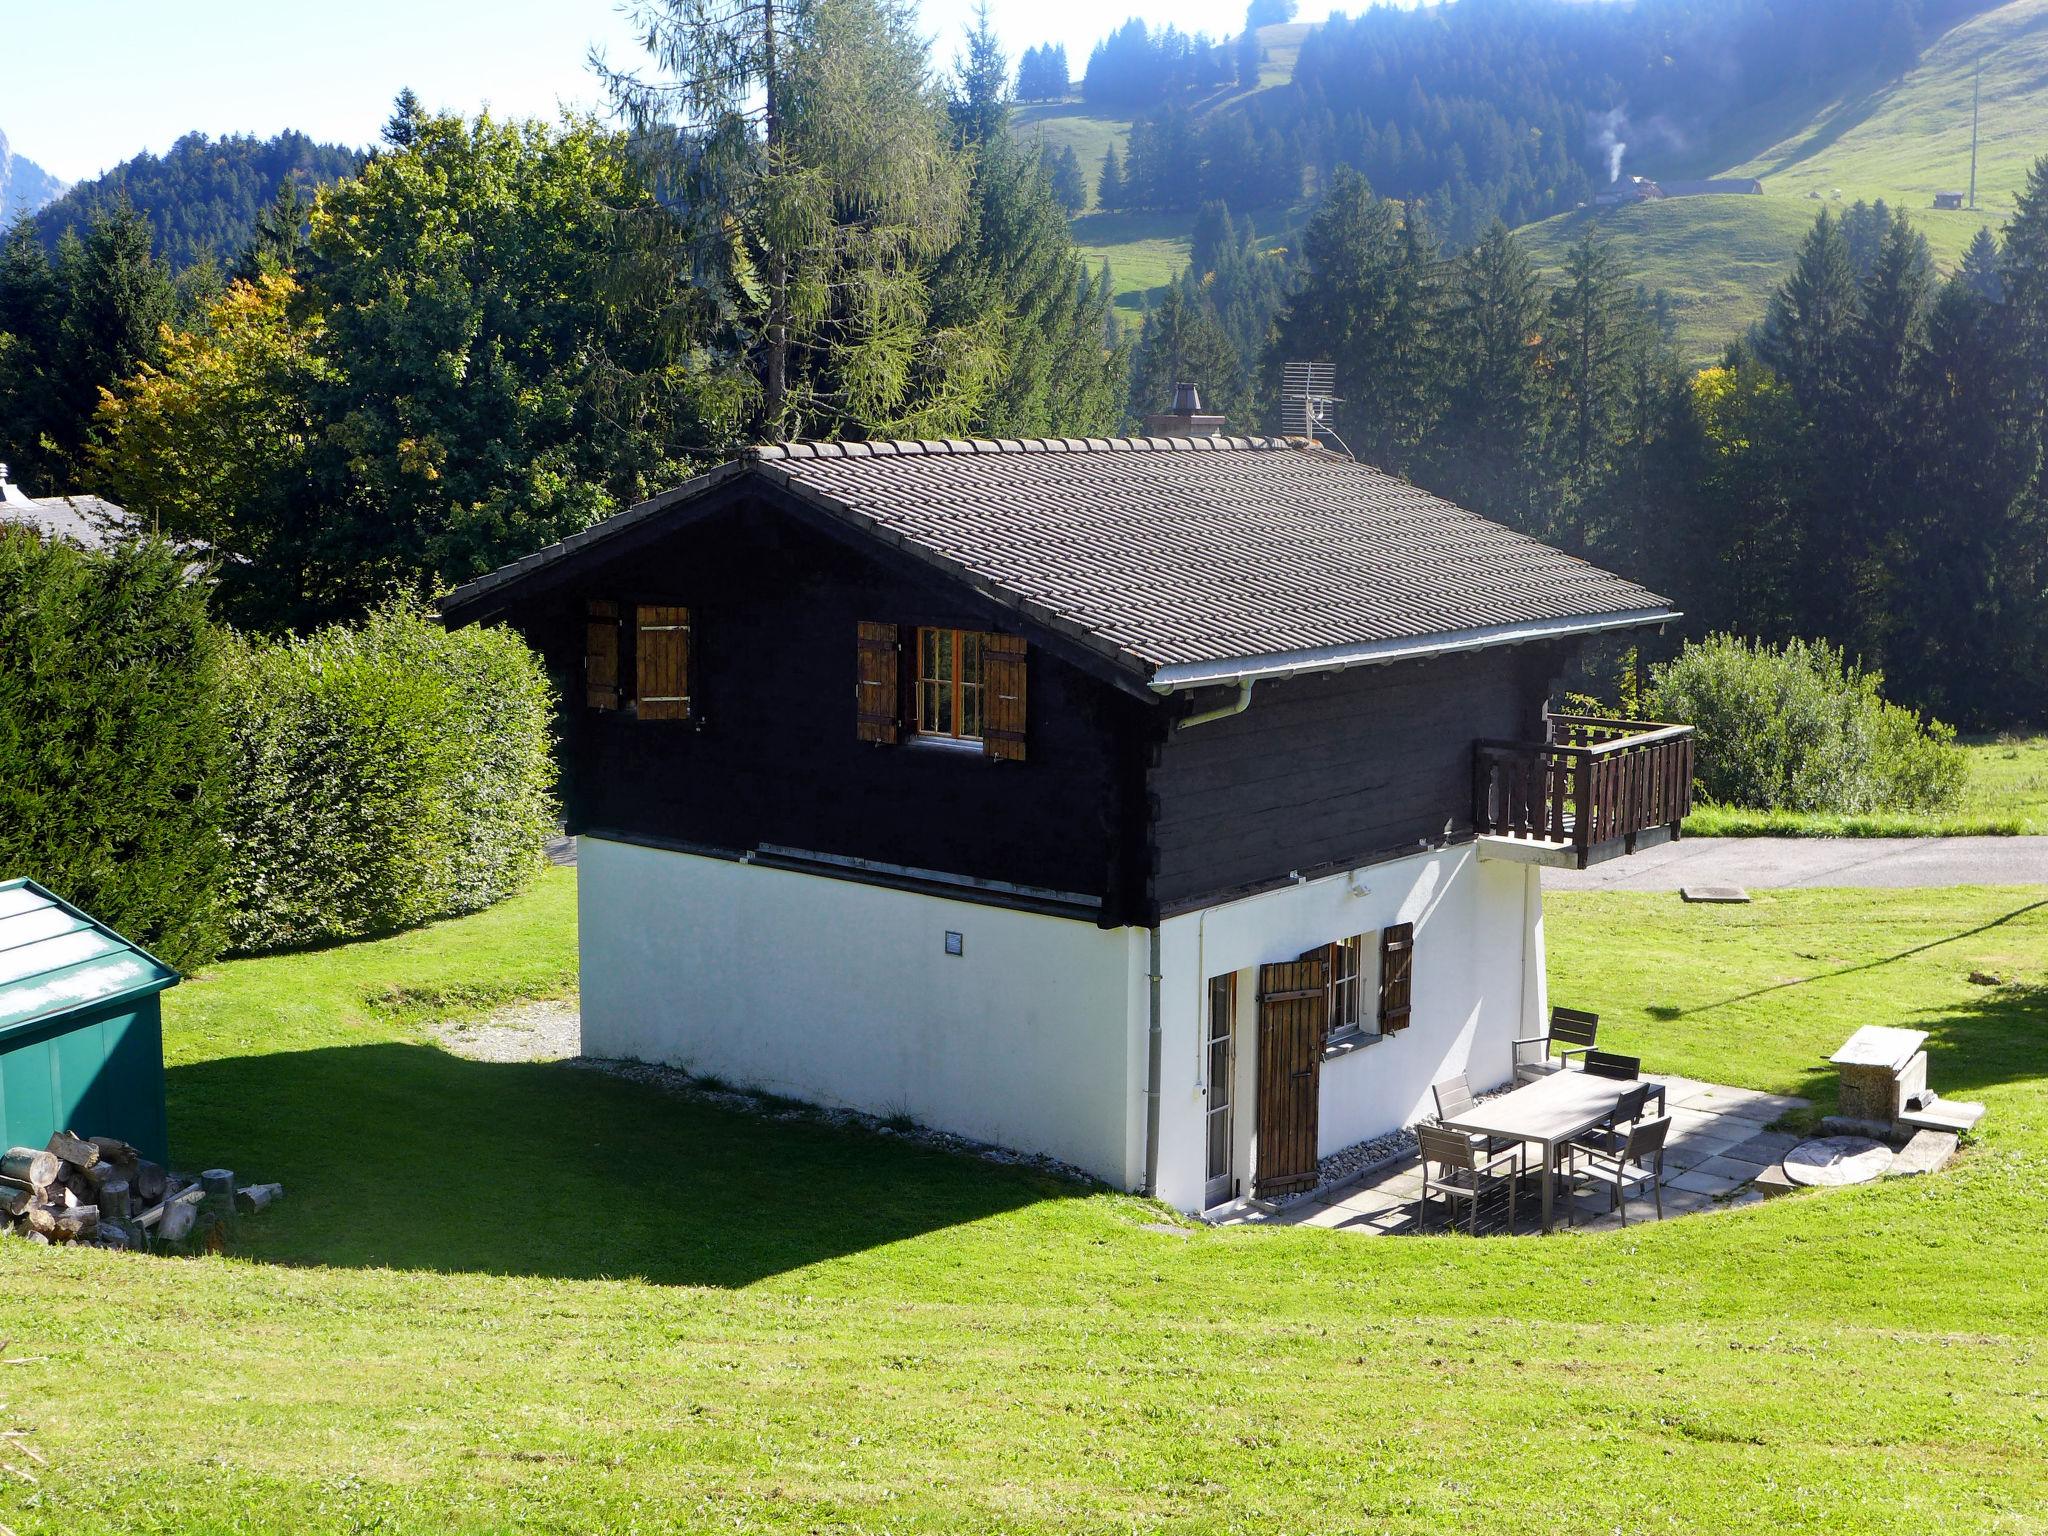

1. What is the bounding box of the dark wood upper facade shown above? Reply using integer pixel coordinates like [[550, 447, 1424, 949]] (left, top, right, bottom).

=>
[[480, 478, 1605, 928]]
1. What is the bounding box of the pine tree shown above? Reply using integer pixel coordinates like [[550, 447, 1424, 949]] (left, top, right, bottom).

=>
[[0, 216, 65, 488], [2002, 154, 2048, 432], [950, 1, 1009, 145], [233, 177, 314, 282], [1437, 219, 1546, 528], [1236, 28, 1262, 88], [1047, 146, 1088, 214], [1760, 210, 1860, 422], [600, 0, 978, 439], [383, 88, 427, 150], [932, 130, 1122, 437], [1543, 233, 1641, 548], [1097, 145, 1126, 210], [1960, 225, 2003, 303], [45, 198, 175, 485]]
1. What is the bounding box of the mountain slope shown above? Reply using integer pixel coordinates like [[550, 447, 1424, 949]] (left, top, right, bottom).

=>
[[0, 128, 67, 224], [1521, 0, 2047, 361]]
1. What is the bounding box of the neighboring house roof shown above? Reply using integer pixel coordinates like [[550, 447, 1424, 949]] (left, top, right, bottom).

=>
[[0, 879, 179, 1038], [441, 435, 1676, 692], [0, 464, 138, 550]]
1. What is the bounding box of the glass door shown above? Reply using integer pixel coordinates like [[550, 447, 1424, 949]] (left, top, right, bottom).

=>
[[1204, 973, 1236, 1208]]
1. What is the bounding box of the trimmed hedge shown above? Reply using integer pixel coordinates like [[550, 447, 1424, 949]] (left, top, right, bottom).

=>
[[220, 602, 557, 953], [1, 539, 555, 965], [1647, 635, 1967, 815], [0, 530, 230, 969]]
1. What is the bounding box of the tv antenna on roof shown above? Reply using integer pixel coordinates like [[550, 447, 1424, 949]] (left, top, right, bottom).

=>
[[1277, 360, 1350, 456]]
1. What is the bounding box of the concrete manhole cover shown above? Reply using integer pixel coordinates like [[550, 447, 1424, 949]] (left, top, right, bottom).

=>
[[1784, 1135, 1894, 1187]]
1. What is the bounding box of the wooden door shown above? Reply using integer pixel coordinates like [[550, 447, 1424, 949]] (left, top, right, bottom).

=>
[[1255, 956, 1326, 1198]]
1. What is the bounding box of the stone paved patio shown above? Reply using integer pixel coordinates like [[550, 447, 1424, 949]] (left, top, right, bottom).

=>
[[1223, 1073, 1811, 1236]]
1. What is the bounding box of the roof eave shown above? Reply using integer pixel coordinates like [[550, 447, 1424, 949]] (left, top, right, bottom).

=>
[[1145, 607, 1681, 693]]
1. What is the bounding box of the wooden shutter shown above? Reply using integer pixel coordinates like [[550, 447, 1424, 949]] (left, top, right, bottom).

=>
[[982, 633, 1029, 762], [635, 604, 692, 721], [585, 600, 622, 711], [855, 621, 901, 744], [1254, 955, 1325, 1198], [1378, 922, 1414, 1033]]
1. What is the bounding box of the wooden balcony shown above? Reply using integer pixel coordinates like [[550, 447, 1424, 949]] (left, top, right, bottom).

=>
[[1473, 715, 1696, 869]]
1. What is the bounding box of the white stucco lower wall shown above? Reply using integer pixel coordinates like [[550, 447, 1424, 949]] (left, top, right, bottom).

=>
[[577, 838, 1149, 1189], [1152, 845, 1542, 1214]]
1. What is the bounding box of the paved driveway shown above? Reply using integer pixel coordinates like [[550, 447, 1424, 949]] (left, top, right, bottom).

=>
[[1546, 836, 2048, 892]]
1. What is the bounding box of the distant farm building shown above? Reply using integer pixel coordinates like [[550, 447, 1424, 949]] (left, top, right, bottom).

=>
[[1933, 191, 1967, 210], [1594, 175, 1664, 206], [1660, 178, 1764, 197]]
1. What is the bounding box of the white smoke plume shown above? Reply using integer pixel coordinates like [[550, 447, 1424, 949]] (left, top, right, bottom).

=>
[[1589, 107, 1628, 183]]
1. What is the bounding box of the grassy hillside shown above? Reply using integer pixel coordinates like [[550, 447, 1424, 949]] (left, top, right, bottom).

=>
[[1730, 0, 2048, 212], [1015, 23, 1309, 328], [1522, 0, 2048, 362]]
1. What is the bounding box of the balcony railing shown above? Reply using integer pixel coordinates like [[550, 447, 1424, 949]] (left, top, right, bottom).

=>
[[1474, 714, 1695, 862]]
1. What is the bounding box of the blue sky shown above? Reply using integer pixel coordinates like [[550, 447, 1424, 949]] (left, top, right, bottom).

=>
[[4, 0, 1338, 184]]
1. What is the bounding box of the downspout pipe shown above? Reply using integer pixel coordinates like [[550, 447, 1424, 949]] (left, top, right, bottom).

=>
[[1142, 928, 1163, 1197], [1175, 678, 1254, 731]]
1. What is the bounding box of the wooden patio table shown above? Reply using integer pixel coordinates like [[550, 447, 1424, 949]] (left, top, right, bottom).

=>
[[1439, 1071, 1667, 1233]]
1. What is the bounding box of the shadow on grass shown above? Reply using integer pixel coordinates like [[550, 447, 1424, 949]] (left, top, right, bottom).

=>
[[1912, 982, 2048, 1102], [167, 1042, 1078, 1286], [1647, 898, 2048, 1023]]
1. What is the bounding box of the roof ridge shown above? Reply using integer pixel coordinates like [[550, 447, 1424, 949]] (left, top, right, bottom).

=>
[[748, 434, 1304, 462]]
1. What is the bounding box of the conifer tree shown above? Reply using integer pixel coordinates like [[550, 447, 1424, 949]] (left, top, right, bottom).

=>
[[950, 1, 1009, 145], [1097, 145, 1126, 210], [1437, 220, 1546, 528], [1129, 276, 1247, 427], [601, 0, 977, 439], [46, 199, 174, 484], [1959, 225, 2003, 303], [2002, 154, 2048, 432]]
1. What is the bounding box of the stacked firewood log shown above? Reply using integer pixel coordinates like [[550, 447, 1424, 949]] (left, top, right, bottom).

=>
[[0, 1132, 280, 1252]]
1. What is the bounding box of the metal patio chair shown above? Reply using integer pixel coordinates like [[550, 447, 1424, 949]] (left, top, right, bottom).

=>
[[1432, 1073, 1526, 1173], [1417, 1123, 1519, 1236], [1583, 1049, 1642, 1081], [1567, 1115, 1672, 1227], [1512, 1006, 1599, 1083], [1567, 1082, 1654, 1160]]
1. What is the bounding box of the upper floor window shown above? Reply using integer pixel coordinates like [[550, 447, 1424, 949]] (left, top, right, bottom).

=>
[[585, 599, 692, 721], [855, 621, 1029, 762], [915, 627, 985, 742]]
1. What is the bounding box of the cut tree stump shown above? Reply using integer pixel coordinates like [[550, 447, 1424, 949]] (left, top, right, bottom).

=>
[[87, 1136, 138, 1165], [235, 1183, 283, 1214], [133, 1161, 167, 1204], [98, 1179, 131, 1223], [0, 1150, 60, 1192], [0, 1184, 32, 1219]]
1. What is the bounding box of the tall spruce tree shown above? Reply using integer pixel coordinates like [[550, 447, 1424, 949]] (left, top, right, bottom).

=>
[[1265, 167, 1440, 472], [601, 0, 979, 439], [38, 199, 176, 486], [950, 1, 1010, 145], [1097, 145, 1126, 210], [1436, 220, 1547, 530], [0, 216, 66, 489], [1542, 233, 1642, 548]]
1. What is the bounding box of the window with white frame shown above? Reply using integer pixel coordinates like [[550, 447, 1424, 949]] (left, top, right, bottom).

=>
[[1314, 933, 1377, 1043]]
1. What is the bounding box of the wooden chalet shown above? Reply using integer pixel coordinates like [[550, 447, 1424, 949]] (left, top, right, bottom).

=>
[[442, 434, 1691, 1213]]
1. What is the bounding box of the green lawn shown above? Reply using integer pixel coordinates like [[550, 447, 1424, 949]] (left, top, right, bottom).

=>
[[1685, 731, 2048, 837], [6, 868, 2048, 1532]]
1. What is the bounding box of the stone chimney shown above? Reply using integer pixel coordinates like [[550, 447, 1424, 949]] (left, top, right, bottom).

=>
[[1143, 382, 1226, 438]]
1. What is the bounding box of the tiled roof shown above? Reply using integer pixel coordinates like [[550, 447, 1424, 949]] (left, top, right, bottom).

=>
[[0, 492, 136, 550], [442, 436, 1675, 685]]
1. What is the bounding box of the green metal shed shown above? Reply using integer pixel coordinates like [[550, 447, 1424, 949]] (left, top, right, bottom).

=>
[[0, 879, 177, 1165]]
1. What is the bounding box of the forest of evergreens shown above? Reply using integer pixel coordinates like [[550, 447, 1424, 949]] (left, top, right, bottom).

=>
[[31, 130, 363, 272]]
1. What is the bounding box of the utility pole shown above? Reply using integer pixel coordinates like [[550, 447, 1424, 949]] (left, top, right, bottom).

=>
[[1969, 54, 1981, 211]]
